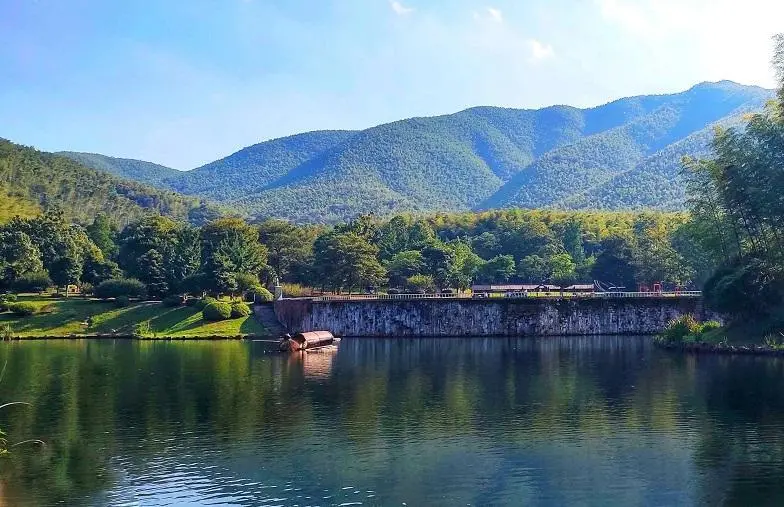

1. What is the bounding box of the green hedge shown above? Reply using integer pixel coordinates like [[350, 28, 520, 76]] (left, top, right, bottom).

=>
[[231, 301, 251, 318], [95, 278, 147, 299], [203, 301, 232, 321]]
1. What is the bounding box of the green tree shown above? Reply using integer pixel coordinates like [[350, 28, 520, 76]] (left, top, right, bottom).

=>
[[385, 250, 425, 288], [0, 230, 43, 289], [258, 219, 315, 281], [517, 255, 548, 282], [549, 253, 577, 288], [312, 231, 386, 292], [201, 218, 268, 294], [479, 255, 516, 284], [86, 214, 118, 259]]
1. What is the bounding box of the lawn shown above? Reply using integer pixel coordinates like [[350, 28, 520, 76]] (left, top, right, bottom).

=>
[[0, 296, 268, 338]]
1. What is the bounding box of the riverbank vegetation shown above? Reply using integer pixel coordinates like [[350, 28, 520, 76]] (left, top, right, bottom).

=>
[[659, 35, 784, 343]]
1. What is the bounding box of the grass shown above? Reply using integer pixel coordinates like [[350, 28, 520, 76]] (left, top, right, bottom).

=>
[[0, 296, 268, 338]]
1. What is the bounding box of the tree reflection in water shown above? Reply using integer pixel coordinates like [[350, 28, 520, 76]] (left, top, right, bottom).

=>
[[0, 338, 783, 505]]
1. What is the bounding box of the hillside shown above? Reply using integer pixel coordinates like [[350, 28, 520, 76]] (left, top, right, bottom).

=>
[[0, 139, 218, 226], [60, 81, 774, 223], [58, 151, 182, 187]]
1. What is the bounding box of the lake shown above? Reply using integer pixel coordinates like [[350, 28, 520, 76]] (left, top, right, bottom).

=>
[[1, 337, 784, 506]]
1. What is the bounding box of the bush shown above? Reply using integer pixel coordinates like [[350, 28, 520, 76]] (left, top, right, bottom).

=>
[[13, 272, 52, 293], [163, 295, 185, 307], [282, 283, 310, 298], [203, 301, 232, 321], [0, 294, 18, 312], [8, 302, 36, 316], [79, 282, 94, 296], [114, 296, 130, 308], [659, 314, 700, 343], [406, 274, 435, 293], [185, 297, 198, 307], [251, 287, 274, 303], [698, 321, 722, 335], [95, 278, 147, 300], [196, 296, 217, 310], [230, 301, 251, 318]]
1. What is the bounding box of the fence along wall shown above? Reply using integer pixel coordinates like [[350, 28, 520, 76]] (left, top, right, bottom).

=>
[[274, 297, 712, 337]]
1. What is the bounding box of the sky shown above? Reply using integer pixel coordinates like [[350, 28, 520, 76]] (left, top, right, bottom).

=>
[[1, 0, 782, 169]]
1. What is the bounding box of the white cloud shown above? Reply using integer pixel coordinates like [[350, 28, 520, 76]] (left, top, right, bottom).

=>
[[528, 39, 554, 62], [390, 1, 414, 16], [486, 7, 503, 23]]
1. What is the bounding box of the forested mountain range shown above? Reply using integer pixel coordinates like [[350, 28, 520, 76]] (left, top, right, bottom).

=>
[[0, 139, 218, 226], [56, 81, 774, 223]]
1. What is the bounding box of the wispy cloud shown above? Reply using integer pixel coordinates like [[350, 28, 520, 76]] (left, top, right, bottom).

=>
[[486, 7, 503, 23], [390, 1, 414, 16], [528, 39, 554, 62]]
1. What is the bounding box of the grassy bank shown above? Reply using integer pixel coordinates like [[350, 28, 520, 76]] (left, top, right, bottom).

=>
[[655, 313, 784, 357], [0, 296, 268, 338]]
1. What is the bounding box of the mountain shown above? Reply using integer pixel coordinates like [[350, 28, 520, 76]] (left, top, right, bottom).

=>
[[58, 151, 182, 187], [0, 139, 218, 226], [61, 81, 774, 223]]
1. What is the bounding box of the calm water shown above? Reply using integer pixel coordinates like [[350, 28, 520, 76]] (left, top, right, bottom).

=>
[[1, 337, 784, 506]]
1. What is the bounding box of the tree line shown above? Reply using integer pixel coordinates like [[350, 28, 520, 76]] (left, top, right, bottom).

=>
[[0, 205, 696, 299], [678, 34, 784, 326]]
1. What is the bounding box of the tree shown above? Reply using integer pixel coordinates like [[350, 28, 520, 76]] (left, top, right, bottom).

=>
[[201, 218, 268, 294], [406, 274, 435, 293], [137, 249, 169, 298], [49, 256, 81, 288], [421, 243, 457, 289], [258, 219, 314, 281], [0, 230, 43, 289], [312, 231, 386, 292], [590, 235, 637, 289], [549, 253, 577, 288], [517, 255, 548, 282], [385, 250, 425, 288], [479, 255, 516, 284], [86, 214, 118, 259]]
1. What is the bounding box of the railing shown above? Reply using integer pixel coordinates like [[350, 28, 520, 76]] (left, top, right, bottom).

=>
[[315, 293, 463, 302], [311, 291, 701, 302]]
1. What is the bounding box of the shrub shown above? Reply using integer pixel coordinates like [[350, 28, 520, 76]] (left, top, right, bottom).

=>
[[79, 282, 94, 296], [185, 297, 198, 307], [114, 296, 130, 308], [282, 283, 310, 298], [8, 302, 36, 316], [698, 321, 722, 335], [203, 301, 232, 321], [13, 272, 52, 293], [659, 314, 700, 343], [196, 296, 217, 310], [230, 301, 251, 318], [95, 278, 147, 300], [406, 274, 435, 293], [0, 294, 18, 312], [163, 295, 185, 307], [251, 287, 274, 303]]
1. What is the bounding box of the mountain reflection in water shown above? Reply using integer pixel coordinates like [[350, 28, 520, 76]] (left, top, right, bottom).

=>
[[1, 337, 784, 506]]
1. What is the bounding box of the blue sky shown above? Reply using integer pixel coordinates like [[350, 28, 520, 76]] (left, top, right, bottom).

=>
[[1, 0, 781, 169]]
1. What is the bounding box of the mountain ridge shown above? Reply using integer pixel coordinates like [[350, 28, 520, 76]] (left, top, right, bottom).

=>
[[55, 80, 774, 223]]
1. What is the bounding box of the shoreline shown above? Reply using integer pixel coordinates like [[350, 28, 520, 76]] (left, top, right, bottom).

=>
[[3, 334, 273, 341], [655, 340, 784, 357]]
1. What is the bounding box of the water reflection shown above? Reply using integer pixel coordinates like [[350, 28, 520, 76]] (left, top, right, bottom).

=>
[[0, 338, 784, 505]]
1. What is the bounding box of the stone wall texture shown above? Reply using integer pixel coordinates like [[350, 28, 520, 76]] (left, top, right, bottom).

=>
[[274, 297, 715, 337]]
